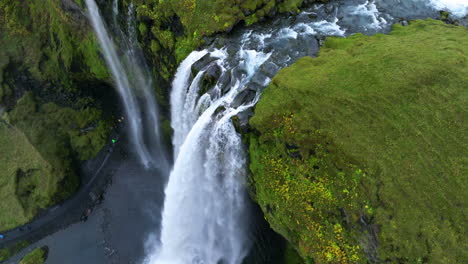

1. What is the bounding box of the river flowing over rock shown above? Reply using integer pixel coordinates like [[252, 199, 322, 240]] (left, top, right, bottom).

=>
[[140, 1, 466, 263]]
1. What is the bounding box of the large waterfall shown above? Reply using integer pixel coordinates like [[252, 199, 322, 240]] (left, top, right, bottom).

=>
[[85, 0, 168, 171], [82, 0, 468, 263]]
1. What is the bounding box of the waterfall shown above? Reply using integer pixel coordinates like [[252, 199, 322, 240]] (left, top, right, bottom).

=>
[[113, 0, 119, 16], [85, 0, 168, 171], [145, 35, 273, 262]]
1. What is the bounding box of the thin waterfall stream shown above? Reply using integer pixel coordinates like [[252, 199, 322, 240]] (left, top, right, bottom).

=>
[[85, 0, 168, 171]]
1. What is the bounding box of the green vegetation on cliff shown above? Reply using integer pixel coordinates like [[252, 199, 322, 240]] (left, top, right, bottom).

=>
[[0, 92, 109, 231], [249, 19, 467, 263], [0, 241, 30, 262], [0, 0, 113, 231], [20, 247, 48, 264], [0, 0, 108, 86]]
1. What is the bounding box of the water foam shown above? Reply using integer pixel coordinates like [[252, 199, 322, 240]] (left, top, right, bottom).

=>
[[429, 0, 468, 17]]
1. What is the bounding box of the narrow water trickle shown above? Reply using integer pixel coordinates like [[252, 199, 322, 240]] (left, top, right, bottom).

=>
[[85, 0, 168, 171]]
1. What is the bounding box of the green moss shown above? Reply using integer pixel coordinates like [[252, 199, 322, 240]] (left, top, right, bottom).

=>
[[0, 92, 109, 231], [249, 19, 468, 263], [20, 247, 48, 264], [0, 122, 54, 231], [284, 242, 305, 264], [0, 240, 30, 262], [0, 0, 108, 88]]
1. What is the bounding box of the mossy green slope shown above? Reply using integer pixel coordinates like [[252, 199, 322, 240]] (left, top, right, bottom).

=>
[[0, 92, 109, 232], [249, 19, 467, 263], [0, 122, 52, 231]]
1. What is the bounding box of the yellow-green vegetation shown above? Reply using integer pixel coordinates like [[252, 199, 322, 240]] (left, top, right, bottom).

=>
[[249, 19, 467, 263], [20, 247, 48, 264], [0, 92, 109, 231], [0, 241, 30, 262]]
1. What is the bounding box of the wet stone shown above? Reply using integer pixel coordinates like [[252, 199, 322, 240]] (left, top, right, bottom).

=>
[[191, 54, 218, 76], [231, 89, 256, 108], [299, 35, 320, 57], [259, 61, 280, 78], [250, 72, 268, 87], [203, 63, 222, 84]]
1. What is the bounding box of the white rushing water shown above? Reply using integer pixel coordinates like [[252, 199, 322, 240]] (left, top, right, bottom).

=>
[[429, 0, 468, 17], [85, 0, 168, 170], [145, 42, 271, 263]]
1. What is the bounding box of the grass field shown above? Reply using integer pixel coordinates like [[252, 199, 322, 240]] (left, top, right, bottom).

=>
[[249, 19, 468, 263]]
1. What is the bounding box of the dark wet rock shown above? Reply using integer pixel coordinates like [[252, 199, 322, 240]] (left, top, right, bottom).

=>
[[203, 36, 216, 46], [204, 63, 221, 84], [299, 35, 320, 57], [400, 20, 409, 26], [236, 108, 254, 133], [232, 89, 256, 108], [251, 72, 266, 87], [325, 4, 335, 14], [286, 143, 302, 159], [218, 72, 232, 95], [191, 54, 217, 76], [246, 83, 263, 94], [61, 0, 87, 26], [259, 61, 280, 78], [268, 8, 277, 17], [214, 105, 227, 115], [197, 63, 221, 97]]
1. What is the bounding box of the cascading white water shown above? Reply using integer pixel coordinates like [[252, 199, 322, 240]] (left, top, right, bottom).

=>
[[85, 0, 168, 170], [113, 0, 119, 16], [145, 35, 271, 262]]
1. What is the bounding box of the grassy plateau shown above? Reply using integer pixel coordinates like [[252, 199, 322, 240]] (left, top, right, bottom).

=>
[[249, 19, 467, 263]]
